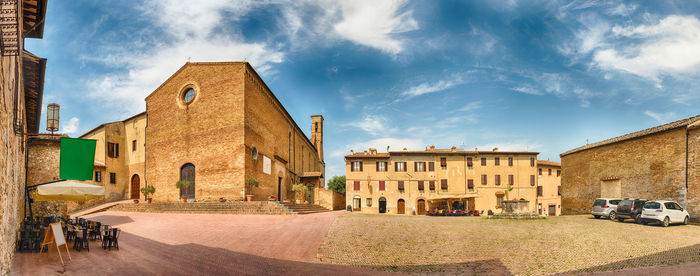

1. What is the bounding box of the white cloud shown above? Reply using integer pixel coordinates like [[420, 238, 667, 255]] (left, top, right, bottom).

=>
[[644, 111, 676, 123], [511, 73, 596, 107], [333, 0, 418, 55], [402, 78, 462, 98], [592, 15, 700, 84], [512, 86, 543, 95], [61, 117, 80, 135], [606, 3, 637, 16], [344, 115, 396, 136], [458, 101, 482, 112], [83, 0, 284, 116]]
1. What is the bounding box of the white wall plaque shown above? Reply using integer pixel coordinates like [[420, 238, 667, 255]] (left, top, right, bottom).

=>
[[263, 155, 271, 175]]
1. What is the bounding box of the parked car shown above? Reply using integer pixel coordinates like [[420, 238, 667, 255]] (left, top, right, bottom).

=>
[[640, 200, 689, 227], [615, 199, 647, 223], [591, 198, 622, 220]]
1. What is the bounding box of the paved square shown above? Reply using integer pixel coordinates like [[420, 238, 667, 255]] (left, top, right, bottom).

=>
[[11, 211, 389, 275], [319, 214, 700, 275]]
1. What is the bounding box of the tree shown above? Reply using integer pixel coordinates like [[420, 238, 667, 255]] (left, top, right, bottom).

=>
[[327, 176, 346, 194]]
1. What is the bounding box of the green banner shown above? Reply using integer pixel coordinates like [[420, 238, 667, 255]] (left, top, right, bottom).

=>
[[59, 137, 97, 181]]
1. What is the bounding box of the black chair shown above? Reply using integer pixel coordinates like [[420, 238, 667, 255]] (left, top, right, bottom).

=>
[[103, 228, 120, 250], [89, 222, 102, 241], [73, 229, 89, 252], [17, 230, 33, 252]]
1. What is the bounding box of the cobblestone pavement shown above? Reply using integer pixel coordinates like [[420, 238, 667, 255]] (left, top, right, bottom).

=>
[[318, 214, 700, 275], [11, 210, 395, 275]]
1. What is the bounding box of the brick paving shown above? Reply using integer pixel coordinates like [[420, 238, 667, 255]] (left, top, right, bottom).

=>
[[11, 210, 394, 275], [319, 214, 700, 275]]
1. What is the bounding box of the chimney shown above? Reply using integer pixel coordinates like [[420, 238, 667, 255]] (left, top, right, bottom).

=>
[[369, 148, 377, 154], [493, 147, 498, 152], [430, 145, 435, 150], [451, 146, 457, 152], [403, 148, 407, 151], [350, 149, 354, 154], [310, 115, 324, 162]]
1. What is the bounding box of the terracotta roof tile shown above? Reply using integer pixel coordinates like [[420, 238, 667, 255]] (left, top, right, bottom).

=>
[[537, 160, 561, 167]]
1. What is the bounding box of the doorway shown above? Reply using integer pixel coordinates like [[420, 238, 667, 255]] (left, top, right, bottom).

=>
[[180, 163, 195, 200], [379, 197, 387, 213], [278, 177, 282, 201], [397, 199, 405, 214], [417, 199, 426, 215], [548, 204, 556, 216], [130, 174, 140, 200]]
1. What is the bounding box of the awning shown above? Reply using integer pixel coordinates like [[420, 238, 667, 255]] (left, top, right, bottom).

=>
[[428, 194, 479, 201], [34, 181, 105, 202]]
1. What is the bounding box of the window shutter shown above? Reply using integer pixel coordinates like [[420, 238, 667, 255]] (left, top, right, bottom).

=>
[[428, 162, 434, 171], [495, 175, 500, 186], [398, 181, 404, 191], [394, 162, 398, 171], [429, 181, 435, 190], [537, 186, 543, 196], [376, 162, 379, 171], [548, 168, 552, 175], [403, 162, 407, 171], [379, 181, 385, 191], [482, 174, 487, 185], [354, 181, 360, 191], [440, 157, 447, 167], [467, 157, 473, 167], [530, 157, 535, 167], [539, 168, 542, 175], [558, 186, 561, 196], [360, 162, 363, 172], [414, 162, 417, 172], [441, 179, 447, 190], [481, 158, 486, 166], [508, 175, 514, 185], [115, 144, 119, 158], [508, 157, 513, 166], [530, 175, 535, 186], [418, 181, 424, 190], [468, 179, 474, 189], [495, 157, 500, 166]]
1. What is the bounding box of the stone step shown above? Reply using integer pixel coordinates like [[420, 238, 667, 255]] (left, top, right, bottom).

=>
[[109, 201, 294, 215]]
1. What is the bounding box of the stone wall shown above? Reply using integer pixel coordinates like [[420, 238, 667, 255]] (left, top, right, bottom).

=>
[[686, 125, 700, 219], [561, 128, 688, 216], [317, 188, 345, 210], [0, 52, 25, 274], [26, 138, 62, 217]]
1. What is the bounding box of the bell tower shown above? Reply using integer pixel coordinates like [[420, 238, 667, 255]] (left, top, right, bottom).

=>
[[310, 115, 323, 163]]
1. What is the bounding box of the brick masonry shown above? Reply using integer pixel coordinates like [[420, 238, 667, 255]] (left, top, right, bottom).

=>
[[561, 126, 694, 217]]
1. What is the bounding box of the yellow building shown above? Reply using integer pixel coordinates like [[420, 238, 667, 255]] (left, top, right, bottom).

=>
[[345, 146, 539, 215], [79, 112, 146, 200], [536, 160, 561, 216]]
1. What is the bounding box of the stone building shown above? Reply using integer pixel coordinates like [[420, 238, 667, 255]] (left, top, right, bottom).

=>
[[79, 112, 146, 201], [536, 160, 561, 216], [77, 62, 334, 207], [345, 146, 539, 215], [560, 115, 700, 219], [0, 0, 47, 273]]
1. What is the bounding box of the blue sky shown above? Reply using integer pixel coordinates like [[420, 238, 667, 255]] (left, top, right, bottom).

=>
[[26, 0, 700, 180]]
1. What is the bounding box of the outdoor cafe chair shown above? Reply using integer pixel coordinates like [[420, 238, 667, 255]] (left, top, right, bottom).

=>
[[103, 228, 120, 250], [89, 222, 102, 241], [74, 228, 89, 252]]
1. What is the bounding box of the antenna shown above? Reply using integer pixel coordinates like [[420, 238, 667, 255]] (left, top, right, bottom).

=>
[[586, 139, 589, 145], [386, 146, 390, 152], [187, 57, 191, 62]]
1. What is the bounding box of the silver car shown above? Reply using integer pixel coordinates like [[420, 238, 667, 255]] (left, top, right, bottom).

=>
[[591, 198, 622, 220]]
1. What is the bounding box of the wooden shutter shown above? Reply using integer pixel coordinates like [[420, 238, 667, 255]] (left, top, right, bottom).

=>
[[530, 175, 535, 186], [530, 158, 535, 167], [398, 181, 404, 191], [440, 157, 447, 167], [418, 181, 424, 191], [376, 161, 379, 171], [508, 175, 514, 185], [467, 157, 473, 167], [414, 162, 417, 172], [360, 162, 363, 172], [481, 158, 486, 166], [495, 157, 500, 166], [354, 181, 360, 191], [467, 179, 474, 189], [508, 157, 513, 166], [481, 174, 487, 185], [115, 143, 119, 158], [548, 168, 552, 175], [403, 162, 407, 171], [539, 168, 542, 175], [557, 170, 561, 177], [379, 181, 385, 191], [394, 162, 398, 171], [495, 175, 501, 186], [558, 186, 561, 196], [429, 181, 435, 190], [428, 162, 434, 171], [537, 186, 543, 196], [440, 179, 448, 190]]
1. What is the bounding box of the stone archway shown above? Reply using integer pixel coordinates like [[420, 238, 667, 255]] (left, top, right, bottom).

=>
[[180, 163, 195, 200]]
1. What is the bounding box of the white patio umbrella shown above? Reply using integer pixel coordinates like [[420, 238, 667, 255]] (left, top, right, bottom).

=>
[[34, 180, 105, 202]]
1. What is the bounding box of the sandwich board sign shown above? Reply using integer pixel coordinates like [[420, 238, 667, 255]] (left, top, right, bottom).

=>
[[37, 222, 71, 266]]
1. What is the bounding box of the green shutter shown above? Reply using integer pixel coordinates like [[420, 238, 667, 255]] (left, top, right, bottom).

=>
[[59, 137, 97, 180]]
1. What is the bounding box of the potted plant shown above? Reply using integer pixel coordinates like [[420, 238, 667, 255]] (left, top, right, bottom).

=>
[[219, 197, 227, 202], [140, 186, 156, 203], [268, 195, 277, 201], [246, 178, 259, 202], [291, 184, 308, 204], [175, 180, 191, 203]]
